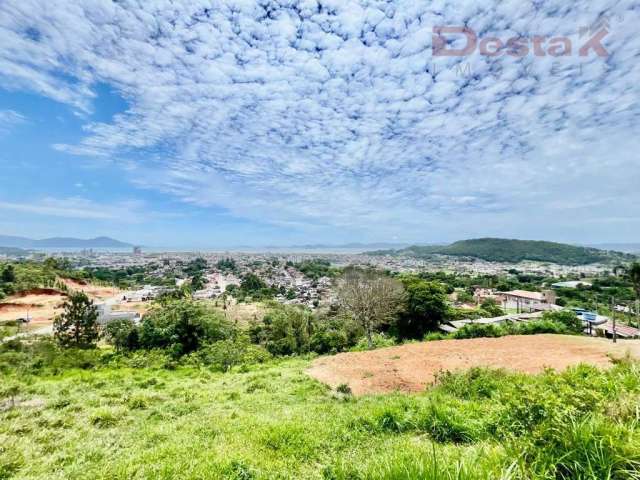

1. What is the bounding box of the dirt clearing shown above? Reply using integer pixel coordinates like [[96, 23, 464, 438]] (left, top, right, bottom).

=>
[[308, 335, 640, 396], [61, 279, 120, 299], [0, 292, 67, 325]]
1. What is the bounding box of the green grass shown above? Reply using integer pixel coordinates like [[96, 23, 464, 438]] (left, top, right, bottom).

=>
[[1, 344, 640, 479]]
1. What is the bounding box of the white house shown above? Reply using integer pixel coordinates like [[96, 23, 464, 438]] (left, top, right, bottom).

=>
[[96, 303, 140, 326]]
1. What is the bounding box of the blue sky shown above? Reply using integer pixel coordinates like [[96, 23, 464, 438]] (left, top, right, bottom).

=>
[[0, 1, 639, 248]]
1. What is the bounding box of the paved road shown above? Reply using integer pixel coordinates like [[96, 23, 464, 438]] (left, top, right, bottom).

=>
[[2, 324, 53, 342]]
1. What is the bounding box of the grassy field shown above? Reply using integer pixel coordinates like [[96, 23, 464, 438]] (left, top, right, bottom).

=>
[[1, 338, 640, 480]]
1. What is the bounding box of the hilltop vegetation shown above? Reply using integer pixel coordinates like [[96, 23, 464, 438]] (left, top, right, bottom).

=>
[[1, 335, 640, 479], [2, 262, 640, 479], [372, 238, 635, 265], [0, 258, 85, 299]]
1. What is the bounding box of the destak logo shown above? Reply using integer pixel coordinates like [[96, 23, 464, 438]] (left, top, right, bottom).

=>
[[433, 20, 610, 58]]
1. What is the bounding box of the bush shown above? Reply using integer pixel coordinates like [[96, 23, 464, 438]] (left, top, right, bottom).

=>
[[424, 332, 448, 342], [542, 310, 583, 333], [138, 300, 233, 356], [350, 333, 396, 351], [310, 316, 361, 354], [196, 337, 271, 372], [511, 319, 569, 335], [250, 306, 313, 356], [453, 323, 503, 339], [0, 337, 103, 376], [104, 319, 140, 351], [479, 298, 505, 318]]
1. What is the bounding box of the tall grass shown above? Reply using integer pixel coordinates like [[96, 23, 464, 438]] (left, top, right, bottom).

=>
[[1, 339, 639, 479]]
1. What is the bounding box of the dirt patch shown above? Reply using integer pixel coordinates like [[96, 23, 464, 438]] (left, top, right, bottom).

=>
[[14, 288, 66, 297], [0, 293, 68, 324], [61, 279, 120, 299], [307, 335, 640, 396]]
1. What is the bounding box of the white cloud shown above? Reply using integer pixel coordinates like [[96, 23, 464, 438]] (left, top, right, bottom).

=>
[[0, 1, 639, 240], [0, 109, 25, 133], [0, 197, 144, 222]]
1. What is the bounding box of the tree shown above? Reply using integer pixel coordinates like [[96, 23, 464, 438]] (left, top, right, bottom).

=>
[[395, 276, 449, 339], [628, 262, 640, 302], [252, 306, 314, 356], [1, 265, 16, 284], [240, 273, 267, 293], [138, 299, 232, 356], [104, 319, 139, 351], [336, 268, 405, 349], [53, 292, 99, 348], [480, 298, 505, 318], [191, 273, 205, 292], [542, 310, 583, 333]]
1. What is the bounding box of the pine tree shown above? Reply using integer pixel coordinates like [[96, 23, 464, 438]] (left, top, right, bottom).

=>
[[53, 292, 99, 348]]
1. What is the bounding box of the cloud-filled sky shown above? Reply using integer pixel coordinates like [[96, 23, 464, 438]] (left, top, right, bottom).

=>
[[0, 0, 639, 247]]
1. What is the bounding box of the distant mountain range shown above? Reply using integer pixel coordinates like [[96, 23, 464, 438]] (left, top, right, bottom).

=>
[[0, 246, 29, 256], [281, 242, 412, 250], [369, 238, 637, 265], [0, 235, 132, 249]]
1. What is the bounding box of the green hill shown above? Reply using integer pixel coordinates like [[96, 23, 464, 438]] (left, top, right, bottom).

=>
[[370, 238, 635, 265]]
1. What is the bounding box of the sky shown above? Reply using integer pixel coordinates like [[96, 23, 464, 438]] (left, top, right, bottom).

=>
[[0, 0, 639, 248]]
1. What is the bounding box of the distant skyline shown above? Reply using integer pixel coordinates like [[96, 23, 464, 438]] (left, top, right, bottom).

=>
[[1, 1, 639, 247]]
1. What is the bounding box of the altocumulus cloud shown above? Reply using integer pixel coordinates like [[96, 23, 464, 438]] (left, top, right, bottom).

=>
[[1, 0, 639, 239]]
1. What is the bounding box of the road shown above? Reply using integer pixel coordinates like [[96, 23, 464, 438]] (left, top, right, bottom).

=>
[[2, 324, 54, 342]]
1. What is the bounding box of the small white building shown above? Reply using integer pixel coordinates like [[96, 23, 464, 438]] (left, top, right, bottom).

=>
[[96, 303, 140, 326]]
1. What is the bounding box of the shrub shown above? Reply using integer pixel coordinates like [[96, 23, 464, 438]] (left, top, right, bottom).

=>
[[251, 306, 313, 356], [196, 337, 271, 372], [350, 333, 396, 352], [453, 323, 503, 339], [423, 332, 449, 342], [138, 300, 233, 356], [336, 383, 352, 395], [310, 316, 361, 354], [511, 319, 569, 335], [434, 367, 510, 400], [104, 319, 139, 351], [542, 310, 583, 333], [479, 298, 505, 318]]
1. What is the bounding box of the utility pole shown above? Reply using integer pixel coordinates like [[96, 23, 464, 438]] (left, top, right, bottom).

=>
[[611, 296, 617, 344], [636, 299, 639, 329]]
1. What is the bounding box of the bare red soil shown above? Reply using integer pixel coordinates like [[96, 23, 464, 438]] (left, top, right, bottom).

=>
[[307, 335, 640, 396]]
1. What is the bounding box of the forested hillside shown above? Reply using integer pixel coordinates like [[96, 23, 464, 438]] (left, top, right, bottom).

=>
[[371, 238, 635, 265]]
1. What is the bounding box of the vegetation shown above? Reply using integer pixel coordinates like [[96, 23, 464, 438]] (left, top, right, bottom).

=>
[[52, 292, 100, 349], [373, 238, 636, 265], [295, 259, 337, 280], [394, 276, 449, 339], [0, 260, 68, 296], [625, 262, 640, 304], [1, 333, 639, 479], [226, 273, 278, 302], [336, 268, 405, 348], [429, 310, 583, 341], [216, 257, 237, 272], [120, 299, 233, 357], [85, 265, 175, 289]]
